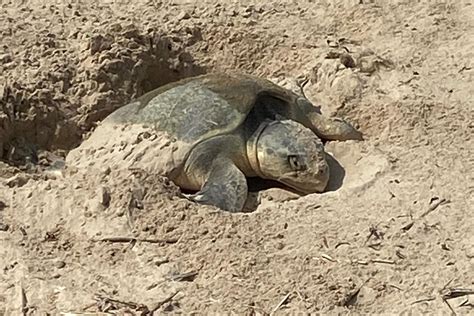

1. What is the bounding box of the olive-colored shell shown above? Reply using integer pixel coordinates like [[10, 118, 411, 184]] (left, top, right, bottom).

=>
[[106, 73, 301, 145]]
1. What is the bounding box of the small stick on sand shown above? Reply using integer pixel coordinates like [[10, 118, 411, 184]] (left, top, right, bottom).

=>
[[395, 250, 407, 259], [20, 284, 27, 316], [441, 287, 474, 300], [335, 241, 350, 249], [322, 236, 329, 249], [388, 284, 403, 291], [438, 279, 474, 315], [420, 198, 448, 218], [364, 224, 384, 245], [79, 301, 97, 312], [458, 297, 472, 307], [443, 298, 456, 315], [401, 221, 414, 232], [400, 198, 449, 232], [94, 294, 147, 312], [149, 291, 180, 313], [270, 292, 291, 315], [92, 236, 179, 244], [370, 259, 396, 265], [321, 254, 337, 262], [411, 296, 436, 305], [168, 271, 198, 282], [398, 76, 416, 86]]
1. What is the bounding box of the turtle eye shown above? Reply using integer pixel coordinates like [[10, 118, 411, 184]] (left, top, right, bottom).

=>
[[288, 155, 306, 171]]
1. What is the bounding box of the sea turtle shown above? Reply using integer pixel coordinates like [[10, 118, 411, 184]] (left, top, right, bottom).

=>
[[67, 72, 362, 212]]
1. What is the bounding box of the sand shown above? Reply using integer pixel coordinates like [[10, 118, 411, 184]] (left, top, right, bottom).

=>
[[0, 0, 473, 314]]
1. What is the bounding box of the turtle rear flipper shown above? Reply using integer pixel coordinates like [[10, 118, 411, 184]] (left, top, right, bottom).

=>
[[189, 158, 248, 213]]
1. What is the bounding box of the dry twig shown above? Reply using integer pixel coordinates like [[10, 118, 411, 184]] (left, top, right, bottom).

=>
[[401, 197, 449, 232], [441, 286, 474, 315], [335, 241, 350, 248], [412, 279, 473, 314], [270, 292, 291, 315], [411, 296, 436, 305], [364, 225, 383, 245], [92, 236, 178, 244], [94, 294, 148, 313], [149, 291, 180, 313], [321, 254, 337, 262], [370, 258, 395, 265], [401, 221, 414, 231], [20, 284, 27, 316], [441, 288, 474, 300], [353, 260, 369, 265], [420, 198, 449, 218], [388, 284, 403, 291], [168, 271, 198, 282]]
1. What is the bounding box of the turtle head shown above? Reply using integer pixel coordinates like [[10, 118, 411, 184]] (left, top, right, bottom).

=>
[[249, 119, 330, 193]]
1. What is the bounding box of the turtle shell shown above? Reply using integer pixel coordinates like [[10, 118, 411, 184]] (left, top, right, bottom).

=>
[[106, 72, 303, 145], [67, 73, 308, 178]]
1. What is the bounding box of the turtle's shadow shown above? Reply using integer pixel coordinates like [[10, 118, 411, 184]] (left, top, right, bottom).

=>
[[324, 153, 346, 192], [244, 153, 345, 212]]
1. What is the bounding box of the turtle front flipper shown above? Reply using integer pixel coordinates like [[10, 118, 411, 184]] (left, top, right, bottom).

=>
[[188, 158, 248, 213], [296, 98, 363, 141], [308, 112, 363, 141]]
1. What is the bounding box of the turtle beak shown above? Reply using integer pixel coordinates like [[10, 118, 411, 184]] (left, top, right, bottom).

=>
[[279, 162, 330, 194]]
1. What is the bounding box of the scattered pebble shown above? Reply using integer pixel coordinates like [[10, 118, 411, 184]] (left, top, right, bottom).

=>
[[465, 246, 474, 259], [275, 242, 285, 250], [177, 11, 191, 20], [55, 260, 66, 269], [0, 223, 9, 231], [155, 258, 169, 266], [99, 186, 111, 208], [0, 53, 12, 63], [241, 11, 252, 18]]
